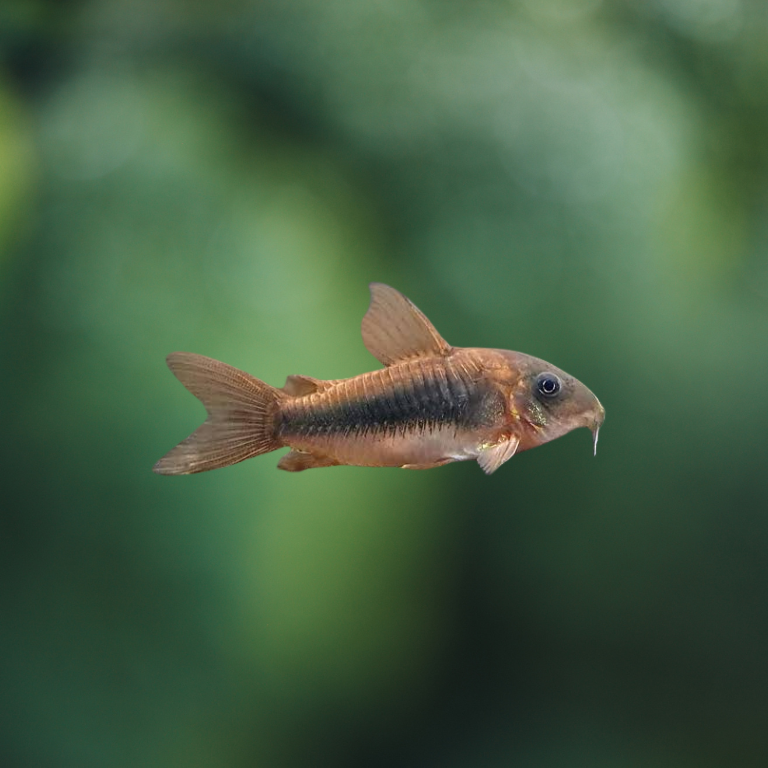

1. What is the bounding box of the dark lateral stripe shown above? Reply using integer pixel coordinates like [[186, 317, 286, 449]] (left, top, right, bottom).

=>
[[281, 370, 488, 439]]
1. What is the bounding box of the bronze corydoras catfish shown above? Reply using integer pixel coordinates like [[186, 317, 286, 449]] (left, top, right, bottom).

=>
[[154, 283, 604, 475]]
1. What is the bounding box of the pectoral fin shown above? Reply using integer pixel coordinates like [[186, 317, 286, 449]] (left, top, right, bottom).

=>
[[361, 283, 452, 366], [477, 435, 520, 475]]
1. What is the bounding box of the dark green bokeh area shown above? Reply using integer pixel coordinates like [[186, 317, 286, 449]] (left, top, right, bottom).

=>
[[2, 1, 768, 766]]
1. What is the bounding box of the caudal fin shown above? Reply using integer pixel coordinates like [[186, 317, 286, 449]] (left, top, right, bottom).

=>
[[154, 352, 285, 475]]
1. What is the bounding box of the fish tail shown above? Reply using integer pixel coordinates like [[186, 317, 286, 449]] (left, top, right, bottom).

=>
[[154, 352, 286, 475]]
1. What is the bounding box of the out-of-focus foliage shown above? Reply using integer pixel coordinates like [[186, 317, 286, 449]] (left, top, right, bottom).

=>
[[1, 1, 767, 766]]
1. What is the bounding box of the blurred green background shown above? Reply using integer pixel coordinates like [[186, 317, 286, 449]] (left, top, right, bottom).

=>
[[2, 1, 768, 766]]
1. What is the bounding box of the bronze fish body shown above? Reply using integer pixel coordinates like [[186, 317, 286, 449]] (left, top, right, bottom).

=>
[[154, 283, 604, 475]]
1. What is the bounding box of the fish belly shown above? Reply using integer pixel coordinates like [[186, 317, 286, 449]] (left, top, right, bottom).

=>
[[286, 426, 482, 468]]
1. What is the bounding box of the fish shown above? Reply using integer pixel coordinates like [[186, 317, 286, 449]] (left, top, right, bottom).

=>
[[153, 283, 605, 475]]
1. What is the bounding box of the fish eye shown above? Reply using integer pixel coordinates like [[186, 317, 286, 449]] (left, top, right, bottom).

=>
[[536, 372, 562, 398]]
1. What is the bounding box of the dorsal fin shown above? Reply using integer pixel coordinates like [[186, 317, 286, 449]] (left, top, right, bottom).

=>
[[282, 374, 330, 397], [361, 283, 452, 366]]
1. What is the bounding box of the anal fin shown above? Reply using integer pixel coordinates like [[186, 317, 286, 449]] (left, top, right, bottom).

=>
[[277, 450, 339, 472], [401, 459, 454, 470]]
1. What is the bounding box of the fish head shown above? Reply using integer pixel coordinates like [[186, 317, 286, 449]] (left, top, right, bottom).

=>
[[500, 351, 605, 454]]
